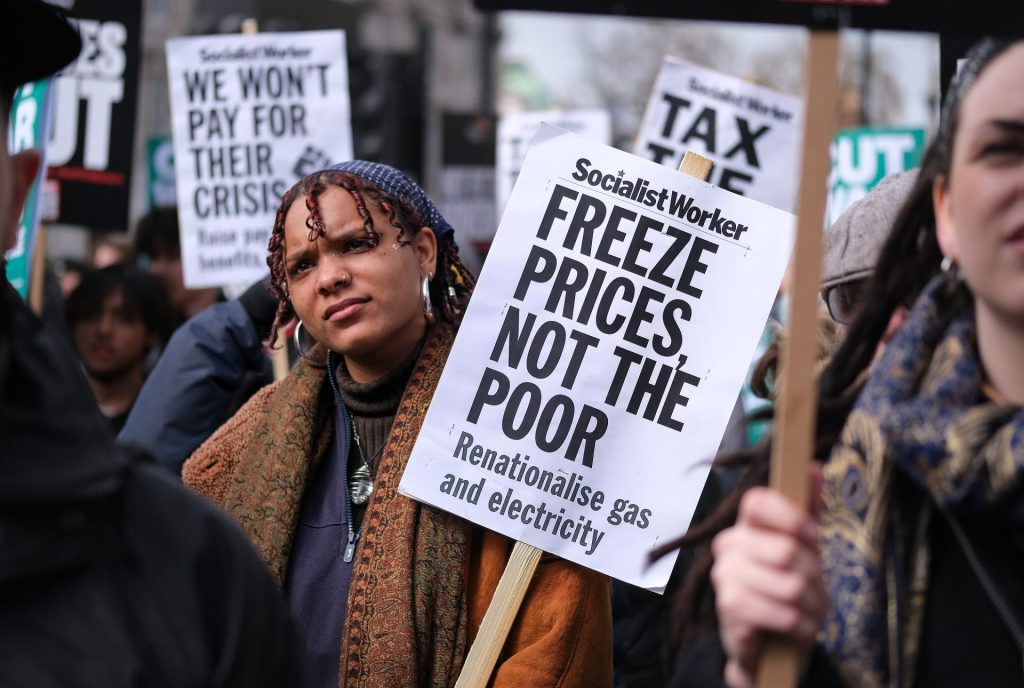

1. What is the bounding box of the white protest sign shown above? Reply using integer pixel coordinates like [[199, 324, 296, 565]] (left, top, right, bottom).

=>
[[400, 127, 794, 592], [634, 57, 802, 212], [497, 110, 611, 219], [167, 31, 353, 288]]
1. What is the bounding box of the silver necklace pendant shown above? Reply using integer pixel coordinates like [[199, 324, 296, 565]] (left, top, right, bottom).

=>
[[350, 462, 374, 505]]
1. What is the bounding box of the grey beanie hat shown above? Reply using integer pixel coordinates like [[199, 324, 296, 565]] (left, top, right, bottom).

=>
[[821, 169, 918, 291]]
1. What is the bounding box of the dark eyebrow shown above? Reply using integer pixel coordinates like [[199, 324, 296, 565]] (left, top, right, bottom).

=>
[[285, 246, 311, 267], [986, 119, 1024, 134]]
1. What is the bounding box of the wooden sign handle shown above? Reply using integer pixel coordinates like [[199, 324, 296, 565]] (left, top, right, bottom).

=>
[[757, 29, 839, 688], [28, 225, 47, 316], [455, 541, 543, 688]]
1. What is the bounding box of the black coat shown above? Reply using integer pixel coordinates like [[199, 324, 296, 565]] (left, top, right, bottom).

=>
[[0, 282, 301, 687]]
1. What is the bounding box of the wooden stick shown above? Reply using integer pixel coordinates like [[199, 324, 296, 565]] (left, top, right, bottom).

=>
[[28, 225, 47, 316], [757, 29, 839, 688], [455, 541, 543, 688], [679, 151, 713, 181]]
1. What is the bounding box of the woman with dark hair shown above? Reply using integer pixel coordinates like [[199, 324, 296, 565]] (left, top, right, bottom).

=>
[[182, 161, 612, 688], [664, 40, 1024, 688]]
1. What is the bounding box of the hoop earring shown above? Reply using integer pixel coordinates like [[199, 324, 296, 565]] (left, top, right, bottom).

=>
[[293, 320, 314, 358], [422, 275, 435, 324]]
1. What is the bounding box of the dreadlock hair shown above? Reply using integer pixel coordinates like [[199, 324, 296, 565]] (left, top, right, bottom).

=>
[[653, 37, 1017, 647], [265, 169, 477, 348]]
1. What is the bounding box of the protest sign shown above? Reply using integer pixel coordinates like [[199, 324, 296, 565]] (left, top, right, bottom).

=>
[[147, 136, 176, 209], [827, 126, 924, 225], [166, 30, 353, 288], [439, 113, 497, 253], [5, 81, 54, 299], [399, 126, 795, 591], [634, 57, 802, 212], [46, 0, 141, 229], [496, 109, 611, 219]]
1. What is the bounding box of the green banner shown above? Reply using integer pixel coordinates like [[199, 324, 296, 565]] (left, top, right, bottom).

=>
[[147, 135, 176, 209], [4, 80, 53, 298], [827, 126, 924, 227]]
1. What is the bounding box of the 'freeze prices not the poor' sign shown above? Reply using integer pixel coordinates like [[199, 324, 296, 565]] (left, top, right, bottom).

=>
[[400, 127, 795, 592], [167, 31, 353, 288], [634, 57, 802, 212]]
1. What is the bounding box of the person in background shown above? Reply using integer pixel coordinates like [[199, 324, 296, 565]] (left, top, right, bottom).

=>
[[658, 168, 919, 688], [1, 3, 300, 684], [183, 161, 613, 688], [135, 206, 220, 324], [91, 231, 134, 268], [52, 257, 90, 298], [66, 263, 174, 433], [821, 169, 919, 340], [699, 39, 1024, 688], [118, 274, 281, 474]]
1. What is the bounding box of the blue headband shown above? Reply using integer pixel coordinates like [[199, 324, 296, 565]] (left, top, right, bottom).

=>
[[328, 160, 456, 249]]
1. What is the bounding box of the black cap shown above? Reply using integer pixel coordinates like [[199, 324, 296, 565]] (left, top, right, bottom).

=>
[[2, 0, 82, 97]]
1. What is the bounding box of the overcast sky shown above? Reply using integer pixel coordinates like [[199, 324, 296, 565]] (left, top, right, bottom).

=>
[[498, 11, 939, 130]]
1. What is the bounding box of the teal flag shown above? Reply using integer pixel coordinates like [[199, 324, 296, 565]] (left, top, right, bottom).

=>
[[4, 79, 53, 298]]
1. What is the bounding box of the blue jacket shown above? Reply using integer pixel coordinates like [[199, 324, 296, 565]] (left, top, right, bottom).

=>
[[118, 300, 270, 475]]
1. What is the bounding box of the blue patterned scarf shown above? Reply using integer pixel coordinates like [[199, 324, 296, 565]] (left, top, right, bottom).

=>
[[821, 275, 1024, 688]]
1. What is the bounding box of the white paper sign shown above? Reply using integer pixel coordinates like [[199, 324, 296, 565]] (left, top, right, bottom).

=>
[[634, 57, 803, 212], [497, 110, 611, 219], [400, 127, 795, 592], [167, 31, 353, 287]]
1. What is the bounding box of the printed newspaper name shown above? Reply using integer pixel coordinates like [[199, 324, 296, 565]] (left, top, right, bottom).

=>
[[685, 77, 794, 122], [199, 45, 314, 63], [573, 157, 751, 241]]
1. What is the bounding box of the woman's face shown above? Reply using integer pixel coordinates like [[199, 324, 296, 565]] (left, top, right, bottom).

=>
[[283, 185, 437, 381], [935, 42, 1024, 322]]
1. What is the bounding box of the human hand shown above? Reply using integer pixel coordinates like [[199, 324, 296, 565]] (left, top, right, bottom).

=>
[[710, 483, 826, 688]]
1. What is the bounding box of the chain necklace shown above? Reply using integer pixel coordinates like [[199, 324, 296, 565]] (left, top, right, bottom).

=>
[[350, 425, 383, 505]]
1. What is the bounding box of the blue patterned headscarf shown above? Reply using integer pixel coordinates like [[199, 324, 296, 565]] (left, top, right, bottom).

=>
[[329, 160, 456, 249]]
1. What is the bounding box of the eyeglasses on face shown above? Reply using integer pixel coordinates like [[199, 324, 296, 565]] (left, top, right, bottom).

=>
[[822, 278, 868, 325]]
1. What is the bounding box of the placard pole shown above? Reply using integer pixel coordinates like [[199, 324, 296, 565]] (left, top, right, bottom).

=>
[[757, 29, 839, 688], [28, 225, 47, 316], [454, 541, 543, 687]]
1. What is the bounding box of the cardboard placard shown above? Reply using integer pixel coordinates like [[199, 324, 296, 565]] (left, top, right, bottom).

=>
[[497, 109, 611, 220], [827, 126, 924, 225], [166, 30, 353, 287], [45, 0, 142, 230], [399, 126, 794, 591], [634, 58, 802, 212]]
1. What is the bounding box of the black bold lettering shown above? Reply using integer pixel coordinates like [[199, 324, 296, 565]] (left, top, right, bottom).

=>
[[490, 304, 535, 369], [537, 184, 579, 240], [466, 367, 510, 424], [514, 245, 557, 301], [677, 237, 719, 298]]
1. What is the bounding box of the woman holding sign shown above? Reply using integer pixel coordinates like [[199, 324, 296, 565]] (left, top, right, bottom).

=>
[[182, 161, 612, 688], [682, 39, 1024, 688]]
